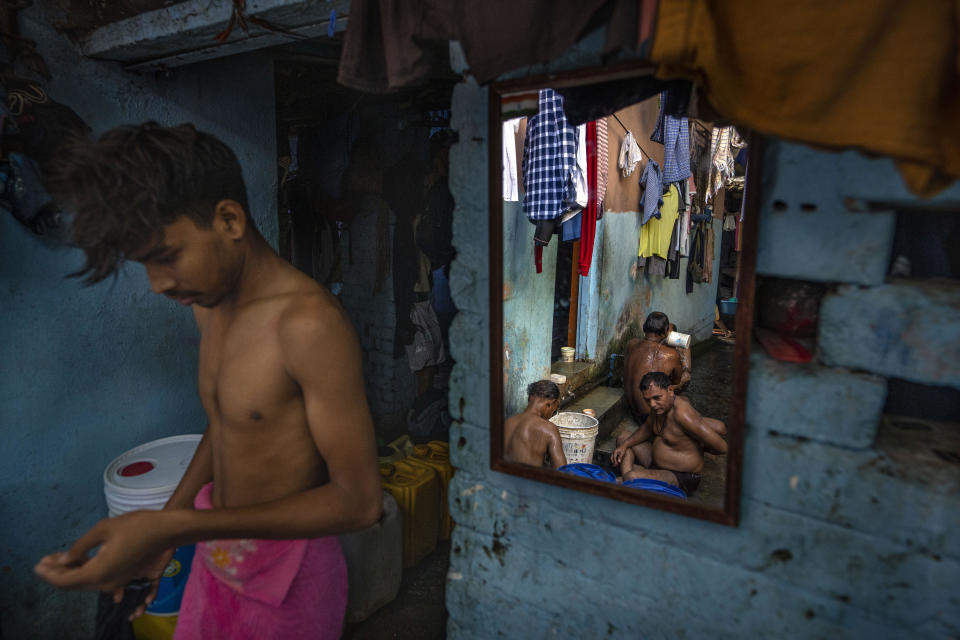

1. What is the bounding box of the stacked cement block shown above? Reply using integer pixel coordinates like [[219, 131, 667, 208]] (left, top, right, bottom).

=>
[[444, 71, 960, 639]]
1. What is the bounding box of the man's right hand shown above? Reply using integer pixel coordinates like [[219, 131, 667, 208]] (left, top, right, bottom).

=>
[[110, 547, 175, 620], [611, 446, 627, 466]]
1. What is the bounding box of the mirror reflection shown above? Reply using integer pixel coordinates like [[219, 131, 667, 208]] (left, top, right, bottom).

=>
[[500, 81, 751, 509]]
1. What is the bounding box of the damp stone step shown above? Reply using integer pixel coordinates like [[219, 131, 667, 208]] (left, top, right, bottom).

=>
[[562, 385, 627, 442], [550, 360, 596, 396]]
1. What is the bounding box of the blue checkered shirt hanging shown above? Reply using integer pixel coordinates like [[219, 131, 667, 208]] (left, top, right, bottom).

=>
[[662, 115, 691, 185], [522, 89, 578, 222]]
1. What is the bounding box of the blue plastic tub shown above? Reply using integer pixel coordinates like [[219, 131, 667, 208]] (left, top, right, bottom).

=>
[[558, 464, 617, 483], [622, 478, 687, 499], [718, 298, 738, 316]]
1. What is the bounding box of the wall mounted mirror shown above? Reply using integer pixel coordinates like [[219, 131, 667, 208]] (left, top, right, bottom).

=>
[[488, 63, 760, 526]]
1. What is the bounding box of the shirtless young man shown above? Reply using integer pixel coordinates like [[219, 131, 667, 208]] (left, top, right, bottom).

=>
[[611, 372, 726, 496], [504, 381, 567, 469], [622, 312, 691, 423], [34, 123, 382, 639]]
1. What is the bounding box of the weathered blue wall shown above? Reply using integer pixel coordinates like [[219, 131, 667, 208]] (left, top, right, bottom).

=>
[[596, 212, 720, 359], [502, 201, 558, 416], [445, 59, 960, 639], [0, 7, 277, 638]]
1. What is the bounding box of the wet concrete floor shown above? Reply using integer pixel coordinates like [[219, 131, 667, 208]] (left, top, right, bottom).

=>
[[343, 541, 450, 639]]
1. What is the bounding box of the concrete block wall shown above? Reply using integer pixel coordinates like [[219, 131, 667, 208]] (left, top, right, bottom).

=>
[[445, 69, 960, 638], [338, 196, 418, 431]]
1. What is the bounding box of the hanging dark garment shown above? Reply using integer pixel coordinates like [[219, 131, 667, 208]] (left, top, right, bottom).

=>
[[337, 0, 646, 92], [416, 178, 455, 271], [384, 152, 427, 356], [557, 78, 692, 127], [666, 217, 681, 279], [686, 222, 706, 294]]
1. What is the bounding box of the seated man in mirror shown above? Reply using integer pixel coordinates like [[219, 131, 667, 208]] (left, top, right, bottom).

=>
[[623, 311, 691, 424], [504, 381, 567, 469], [611, 372, 726, 496]]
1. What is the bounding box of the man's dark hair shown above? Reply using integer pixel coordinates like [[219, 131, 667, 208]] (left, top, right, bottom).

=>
[[527, 380, 560, 400], [46, 122, 252, 284], [643, 311, 670, 336], [639, 371, 672, 392]]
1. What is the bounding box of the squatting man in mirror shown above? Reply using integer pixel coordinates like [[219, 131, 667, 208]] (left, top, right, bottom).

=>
[[504, 381, 567, 469], [612, 372, 726, 496]]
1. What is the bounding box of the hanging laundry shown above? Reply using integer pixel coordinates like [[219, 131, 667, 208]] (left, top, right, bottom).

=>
[[678, 207, 691, 257], [638, 158, 663, 225], [661, 117, 691, 185], [708, 127, 736, 201], [596, 117, 609, 218], [502, 118, 521, 201], [639, 183, 681, 261], [572, 123, 589, 210], [703, 220, 715, 283], [649, 0, 960, 196], [689, 120, 712, 214], [522, 89, 578, 225], [646, 256, 667, 276], [557, 77, 692, 126], [579, 120, 599, 277], [561, 211, 581, 242], [618, 131, 643, 178]]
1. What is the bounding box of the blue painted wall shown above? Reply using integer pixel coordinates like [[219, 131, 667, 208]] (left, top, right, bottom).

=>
[[595, 212, 721, 358], [502, 200, 558, 416], [445, 50, 960, 640], [0, 7, 277, 638]]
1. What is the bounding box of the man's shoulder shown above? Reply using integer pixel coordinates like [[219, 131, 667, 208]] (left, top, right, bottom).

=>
[[671, 397, 699, 423], [533, 416, 560, 436], [275, 286, 355, 354]]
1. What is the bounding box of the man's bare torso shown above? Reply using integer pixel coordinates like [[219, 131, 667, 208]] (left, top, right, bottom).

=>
[[647, 397, 705, 473], [504, 413, 560, 468], [196, 271, 338, 509], [624, 338, 682, 415]]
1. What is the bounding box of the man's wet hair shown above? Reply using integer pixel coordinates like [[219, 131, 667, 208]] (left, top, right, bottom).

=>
[[46, 122, 252, 284], [639, 371, 672, 392], [527, 380, 560, 400], [643, 311, 670, 336]]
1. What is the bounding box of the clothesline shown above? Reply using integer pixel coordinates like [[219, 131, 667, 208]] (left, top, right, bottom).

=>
[[610, 113, 658, 163]]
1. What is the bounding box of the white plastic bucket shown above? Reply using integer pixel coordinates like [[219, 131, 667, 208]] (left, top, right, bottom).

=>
[[560, 347, 575, 362], [550, 412, 599, 465], [104, 434, 202, 517], [104, 434, 202, 619]]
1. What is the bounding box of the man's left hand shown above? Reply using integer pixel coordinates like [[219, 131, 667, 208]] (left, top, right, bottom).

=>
[[35, 510, 172, 592]]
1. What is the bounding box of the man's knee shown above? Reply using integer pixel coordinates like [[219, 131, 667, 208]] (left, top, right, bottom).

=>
[[616, 430, 635, 446], [631, 443, 652, 466]]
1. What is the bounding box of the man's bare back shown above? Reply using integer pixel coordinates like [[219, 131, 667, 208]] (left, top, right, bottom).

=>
[[504, 412, 566, 469], [504, 382, 566, 469], [624, 337, 684, 417]]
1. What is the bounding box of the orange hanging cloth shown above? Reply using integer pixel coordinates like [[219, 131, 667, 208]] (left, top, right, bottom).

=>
[[650, 0, 960, 197]]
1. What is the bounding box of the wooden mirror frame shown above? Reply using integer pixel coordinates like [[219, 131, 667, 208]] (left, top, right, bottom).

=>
[[487, 62, 760, 526]]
